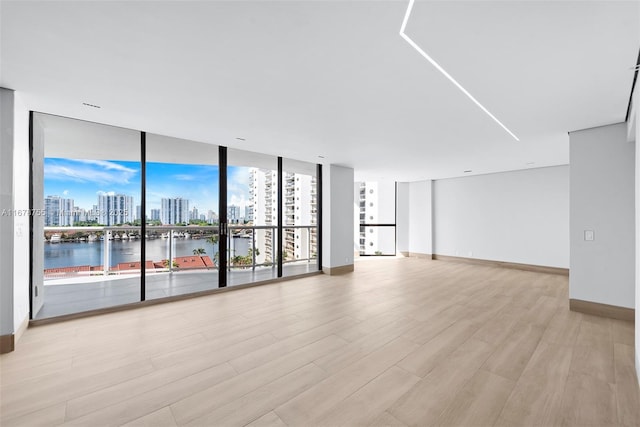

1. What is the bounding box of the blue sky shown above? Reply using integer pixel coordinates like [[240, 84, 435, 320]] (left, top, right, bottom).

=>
[[44, 158, 251, 214]]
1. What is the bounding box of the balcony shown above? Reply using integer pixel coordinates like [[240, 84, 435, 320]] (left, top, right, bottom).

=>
[[37, 224, 319, 320]]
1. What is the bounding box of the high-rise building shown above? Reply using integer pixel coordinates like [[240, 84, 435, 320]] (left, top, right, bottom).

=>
[[249, 168, 278, 264], [72, 207, 87, 224], [97, 193, 134, 226], [160, 197, 189, 225], [150, 209, 160, 221], [44, 195, 74, 226], [228, 205, 241, 224], [207, 210, 218, 224], [283, 173, 316, 261], [249, 169, 317, 263], [88, 205, 99, 223], [190, 206, 199, 221], [136, 205, 142, 221], [357, 181, 395, 255]]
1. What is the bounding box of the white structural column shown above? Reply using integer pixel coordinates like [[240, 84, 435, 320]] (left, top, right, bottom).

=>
[[409, 180, 433, 257], [569, 123, 635, 310], [0, 88, 33, 353], [12, 92, 30, 340], [0, 88, 16, 352], [322, 164, 354, 275], [396, 182, 410, 256]]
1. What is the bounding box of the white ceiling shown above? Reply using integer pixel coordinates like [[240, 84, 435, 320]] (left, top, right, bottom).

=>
[[2, 0, 639, 181]]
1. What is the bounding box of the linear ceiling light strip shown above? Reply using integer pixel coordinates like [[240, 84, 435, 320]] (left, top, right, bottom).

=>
[[400, 0, 520, 141]]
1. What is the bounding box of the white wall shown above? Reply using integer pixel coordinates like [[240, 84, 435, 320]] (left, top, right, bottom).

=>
[[408, 180, 433, 256], [433, 166, 569, 268], [570, 123, 634, 308], [1, 88, 15, 337], [0, 89, 31, 343], [396, 182, 409, 254], [13, 93, 30, 335], [323, 164, 354, 269]]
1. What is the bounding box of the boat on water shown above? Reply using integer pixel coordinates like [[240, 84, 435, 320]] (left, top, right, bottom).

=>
[[183, 232, 191, 239], [49, 233, 61, 243], [88, 234, 98, 242]]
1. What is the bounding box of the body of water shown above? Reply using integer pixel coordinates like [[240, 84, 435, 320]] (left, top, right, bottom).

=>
[[44, 236, 250, 269]]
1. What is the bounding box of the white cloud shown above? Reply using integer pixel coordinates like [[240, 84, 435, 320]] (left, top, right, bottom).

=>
[[62, 190, 69, 195], [45, 159, 138, 185], [173, 174, 194, 181], [74, 159, 137, 173]]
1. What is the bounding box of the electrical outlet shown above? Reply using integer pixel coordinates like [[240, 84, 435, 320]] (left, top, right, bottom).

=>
[[584, 230, 595, 241]]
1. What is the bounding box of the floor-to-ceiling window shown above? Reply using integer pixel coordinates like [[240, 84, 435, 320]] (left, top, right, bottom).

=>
[[34, 113, 142, 319], [226, 148, 279, 286], [282, 158, 319, 276], [357, 181, 396, 256], [31, 113, 321, 320], [145, 134, 220, 299]]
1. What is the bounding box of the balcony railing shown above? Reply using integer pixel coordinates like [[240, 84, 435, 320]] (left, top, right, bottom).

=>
[[43, 224, 318, 281], [228, 224, 318, 270]]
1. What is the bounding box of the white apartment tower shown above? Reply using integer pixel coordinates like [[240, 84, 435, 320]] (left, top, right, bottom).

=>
[[160, 197, 189, 225], [97, 193, 134, 226], [357, 181, 395, 255], [228, 205, 241, 224], [249, 168, 278, 264], [249, 168, 317, 265], [44, 195, 74, 227], [206, 210, 218, 224], [283, 172, 317, 261]]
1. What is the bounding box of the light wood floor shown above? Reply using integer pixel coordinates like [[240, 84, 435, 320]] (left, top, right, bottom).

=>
[[1, 257, 639, 426]]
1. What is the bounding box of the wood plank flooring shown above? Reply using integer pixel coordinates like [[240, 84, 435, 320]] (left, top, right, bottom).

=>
[[1, 257, 638, 426]]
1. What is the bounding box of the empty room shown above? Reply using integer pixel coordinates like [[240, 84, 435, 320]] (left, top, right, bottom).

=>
[[1, 0, 640, 426]]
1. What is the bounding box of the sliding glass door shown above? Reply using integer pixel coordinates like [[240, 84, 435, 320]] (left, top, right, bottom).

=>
[[226, 148, 279, 286], [145, 134, 220, 299]]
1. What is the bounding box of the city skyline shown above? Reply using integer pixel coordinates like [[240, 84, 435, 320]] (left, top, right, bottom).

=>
[[44, 157, 252, 215]]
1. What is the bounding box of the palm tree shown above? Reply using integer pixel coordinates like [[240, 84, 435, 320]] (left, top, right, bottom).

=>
[[193, 248, 206, 255], [206, 234, 218, 254]]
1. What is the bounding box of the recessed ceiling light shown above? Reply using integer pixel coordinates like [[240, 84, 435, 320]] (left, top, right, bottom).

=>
[[463, 170, 472, 173], [82, 102, 101, 109], [399, 0, 519, 141], [525, 161, 535, 166], [235, 137, 246, 141]]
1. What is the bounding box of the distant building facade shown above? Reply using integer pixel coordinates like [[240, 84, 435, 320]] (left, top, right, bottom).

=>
[[160, 197, 189, 225]]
